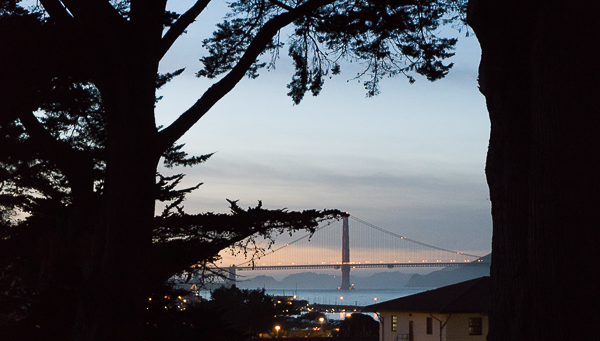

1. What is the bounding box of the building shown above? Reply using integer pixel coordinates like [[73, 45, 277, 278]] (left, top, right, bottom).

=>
[[273, 295, 309, 314], [364, 276, 490, 341]]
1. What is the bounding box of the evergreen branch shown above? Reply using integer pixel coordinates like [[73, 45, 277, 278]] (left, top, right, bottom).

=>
[[269, 0, 293, 11], [157, 0, 336, 152], [150, 201, 343, 283], [38, 0, 74, 23], [58, 0, 125, 23], [18, 110, 94, 195], [159, 0, 211, 61]]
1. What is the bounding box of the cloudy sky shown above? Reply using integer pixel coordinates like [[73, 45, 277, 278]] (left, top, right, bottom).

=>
[[154, 1, 492, 264]]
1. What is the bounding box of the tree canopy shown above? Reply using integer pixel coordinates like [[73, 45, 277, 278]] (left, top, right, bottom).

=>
[[143, 285, 276, 341], [0, 0, 465, 339]]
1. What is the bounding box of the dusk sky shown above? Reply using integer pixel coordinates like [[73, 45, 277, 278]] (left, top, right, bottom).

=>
[[154, 1, 492, 265]]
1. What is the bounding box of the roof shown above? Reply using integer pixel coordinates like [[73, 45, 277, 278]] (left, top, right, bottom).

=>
[[364, 276, 490, 314]]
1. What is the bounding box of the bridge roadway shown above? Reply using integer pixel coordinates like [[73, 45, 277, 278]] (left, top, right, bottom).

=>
[[234, 260, 489, 271]]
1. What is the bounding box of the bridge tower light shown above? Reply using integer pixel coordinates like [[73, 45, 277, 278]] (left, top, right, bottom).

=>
[[226, 265, 237, 287]]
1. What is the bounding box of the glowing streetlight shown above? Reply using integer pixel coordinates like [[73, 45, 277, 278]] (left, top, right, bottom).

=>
[[374, 297, 378, 302], [275, 325, 281, 338]]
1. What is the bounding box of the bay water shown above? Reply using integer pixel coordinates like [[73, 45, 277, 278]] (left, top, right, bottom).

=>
[[265, 288, 429, 307], [265, 288, 431, 320], [195, 287, 432, 320]]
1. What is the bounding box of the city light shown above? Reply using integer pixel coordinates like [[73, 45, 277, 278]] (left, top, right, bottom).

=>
[[275, 325, 281, 337]]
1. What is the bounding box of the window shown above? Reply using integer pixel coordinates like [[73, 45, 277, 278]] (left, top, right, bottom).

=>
[[469, 317, 483, 335], [426, 317, 433, 335], [391, 315, 397, 332]]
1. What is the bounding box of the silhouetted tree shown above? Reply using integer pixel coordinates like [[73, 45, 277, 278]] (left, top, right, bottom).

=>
[[467, 1, 600, 340], [142, 285, 273, 341], [338, 313, 378, 338], [0, 0, 463, 340], [207, 286, 276, 338]]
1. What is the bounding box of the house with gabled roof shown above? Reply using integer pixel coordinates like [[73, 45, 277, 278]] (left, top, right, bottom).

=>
[[364, 276, 490, 341]]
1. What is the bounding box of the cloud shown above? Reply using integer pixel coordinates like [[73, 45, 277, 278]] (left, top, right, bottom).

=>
[[159, 151, 491, 253]]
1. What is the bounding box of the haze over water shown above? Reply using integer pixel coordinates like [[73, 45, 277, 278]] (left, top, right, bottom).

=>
[[265, 288, 429, 307]]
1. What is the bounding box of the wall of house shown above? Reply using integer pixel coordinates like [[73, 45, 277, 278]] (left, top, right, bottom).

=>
[[378, 311, 488, 341], [379, 311, 446, 341], [445, 314, 488, 341]]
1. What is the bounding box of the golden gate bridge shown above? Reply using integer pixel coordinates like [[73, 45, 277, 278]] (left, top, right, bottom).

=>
[[225, 214, 489, 290]]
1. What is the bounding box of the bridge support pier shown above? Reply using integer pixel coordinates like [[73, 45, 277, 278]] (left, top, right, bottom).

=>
[[340, 214, 352, 290], [226, 265, 237, 287]]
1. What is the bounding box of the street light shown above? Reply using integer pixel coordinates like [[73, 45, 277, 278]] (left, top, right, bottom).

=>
[[275, 325, 281, 338], [319, 317, 325, 336]]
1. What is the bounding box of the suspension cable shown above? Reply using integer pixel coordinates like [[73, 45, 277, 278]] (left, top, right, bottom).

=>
[[235, 219, 339, 266], [349, 215, 482, 259]]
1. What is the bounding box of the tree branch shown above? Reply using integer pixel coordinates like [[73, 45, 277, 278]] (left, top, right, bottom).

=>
[[149, 225, 269, 284], [151, 219, 327, 283], [158, 0, 211, 61], [150, 202, 342, 283], [38, 0, 74, 23], [269, 0, 293, 11], [157, 0, 336, 153], [58, 0, 125, 24], [18, 111, 66, 157], [18, 111, 95, 195]]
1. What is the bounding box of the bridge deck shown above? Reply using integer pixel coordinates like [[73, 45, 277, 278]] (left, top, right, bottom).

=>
[[235, 261, 489, 271]]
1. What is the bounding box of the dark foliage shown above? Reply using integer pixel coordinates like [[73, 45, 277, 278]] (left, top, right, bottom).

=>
[[143, 285, 275, 341], [199, 0, 464, 103], [0, 0, 465, 339], [338, 313, 379, 338]]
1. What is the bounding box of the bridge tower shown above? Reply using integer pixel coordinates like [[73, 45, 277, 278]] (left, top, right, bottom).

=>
[[340, 213, 352, 290], [226, 264, 237, 287]]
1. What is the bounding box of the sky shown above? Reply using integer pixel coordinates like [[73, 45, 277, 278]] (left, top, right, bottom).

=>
[[153, 1, 492, 267]]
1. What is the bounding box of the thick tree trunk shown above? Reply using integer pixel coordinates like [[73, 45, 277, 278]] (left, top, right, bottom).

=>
[[468, 1, 600, 340], [71, 29, 161, 339], [73, 105, 158, 341]]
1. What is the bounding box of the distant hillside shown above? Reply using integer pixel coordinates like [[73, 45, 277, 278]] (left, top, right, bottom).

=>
[[233, 255, 491, 290], [237, 272, 338, 289], [405, 254, 491, 287], [237, 271, 413, 289], [351, 271, 412, 289], [237, 274, 280, 288]]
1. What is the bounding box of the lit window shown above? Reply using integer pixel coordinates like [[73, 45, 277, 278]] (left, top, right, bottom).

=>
[[469, 317, 483, 335], [391, 315, 397, 332], [426, 317, 433, 335]]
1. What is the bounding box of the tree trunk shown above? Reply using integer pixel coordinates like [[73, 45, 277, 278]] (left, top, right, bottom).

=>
[[71, 30, 161, 340], [72, 103, 158, 341], [468, 1, 600, 339]]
